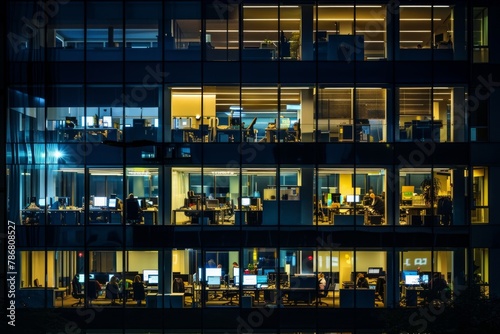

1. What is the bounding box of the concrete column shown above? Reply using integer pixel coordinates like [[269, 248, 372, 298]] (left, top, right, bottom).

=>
[[385, 249, 397, 308], [160, 249, 173, 294], [300, 168, 314, 225], [452, 167, 466, 225], [300, 89, 314, 141], [452, 2, 466, 60], [387, 3, 399, 61]]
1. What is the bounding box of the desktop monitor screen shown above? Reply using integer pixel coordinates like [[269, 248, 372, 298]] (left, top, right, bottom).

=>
[[206, 268, 222, 278], [234, 275, 240, 286], [233, 267, 240, 277], [241, 197, 251, 206], [207, 276, 220, 285], [93, 196, 107, 207], [346, 195, 360, 203], [405, 275, 420, 285], [257, 275, 268, 284], [401, 270, 418, 281], [78, 274, 85, 283], [38, 198, 46, 207], [108, 274, 115, 282], [148, 275, 159, 284], [108, 198, 117, 209], [421, 274, 430, 284], [368, 267, 382, 275], [143, 269, 159, 282], [243, 275, 257, 286]]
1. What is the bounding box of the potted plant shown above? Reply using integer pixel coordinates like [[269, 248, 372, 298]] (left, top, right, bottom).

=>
[[420, 177, 441, 206]]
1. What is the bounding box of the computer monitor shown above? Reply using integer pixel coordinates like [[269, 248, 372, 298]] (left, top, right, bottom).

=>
[[206, 199, 219, 209], [401, 270, 418, 281], [367, 267, 383, 277], [233, 267, 240, 278], [38, 198, 46, 207], [241, 197, 251, 207], [108, 274, 115, 282], [206, 268, 222, 278], [257, 275, 268, 284], [405, 274, 420, 285], [420, 274, 430, 284], [143, 269, 159, 282], [78, 274, 85, 283], [207, 276, 220, 287], [108, 198, 117, 209], [56, 196, 70, 206], [346, 195, 360, 203], [148, 274, 159, 285], [93, 196, 107, 207], [243, 275, 257, 286], [102, 116, 112, 127], [149, 197, 158, 206], [234, 275, 240, 286]]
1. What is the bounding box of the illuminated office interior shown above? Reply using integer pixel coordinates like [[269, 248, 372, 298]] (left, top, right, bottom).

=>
[[3, 1, 500, 333]]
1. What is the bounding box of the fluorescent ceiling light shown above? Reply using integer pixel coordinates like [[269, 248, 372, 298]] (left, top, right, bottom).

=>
[[243, 18, 300, 21], [317, 5, 382, 8], [243, 5, 299, 8], [400, 19, 441, 21], [400, 30, 432, 33], [400, 40, 424, 43], [400, 5, 449, 7]]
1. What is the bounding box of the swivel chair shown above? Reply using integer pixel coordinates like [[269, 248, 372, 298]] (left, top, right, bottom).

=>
[[126, 199, 143, 225], [71, 280, 85, 306], [315, 277, 331, 306], [86, 280, 99, 306]]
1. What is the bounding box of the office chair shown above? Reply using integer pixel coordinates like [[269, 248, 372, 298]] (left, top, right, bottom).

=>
[[86, 280, 99, 306], [126, 199, 143, 225], [71, 280, 85, 306], [222, 289, 239, 305], [105, 283, 120, 305], [315, 277, 331, 306]]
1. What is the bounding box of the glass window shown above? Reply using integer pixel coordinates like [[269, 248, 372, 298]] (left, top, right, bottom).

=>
[[46, 1, 85, 61], [471, 167, 489, 224], [473, 7, 488, 63], [125, 2, 162, 61], [399, 168, 454, 226], [164, 1, 201, 61], [317, 87, 387, 143], [315, 168, 386, 226], [86, 1, 124, 61], [205, 1, 240, 61], [398, 87, 463, 142]]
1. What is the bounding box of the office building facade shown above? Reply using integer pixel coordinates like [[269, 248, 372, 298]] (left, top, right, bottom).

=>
[[2, 0, 500, 332]]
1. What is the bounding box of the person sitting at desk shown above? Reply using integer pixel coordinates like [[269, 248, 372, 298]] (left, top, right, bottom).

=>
[[429, 273, 450, 301], [106, 276, 120, 305], [132, 275, 145, 306], [369, 193, 385, 215], [318, 273, 326, 291], [356, 273, 369, 289], [126, 193, 143, 224]]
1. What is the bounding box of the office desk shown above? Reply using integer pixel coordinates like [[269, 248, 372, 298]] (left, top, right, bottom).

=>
[[87, 209, 122, 224], [143, 209, 158, 225], [48, 209, 82, 225], [54, 287, 68, 307], [283, 288, 317, 305], [339, 288, 375, 308], [265, 128, 288, 143], [20, 209, 45, 225], [400, 205, 438, 226], [173, 208, 230, 225]]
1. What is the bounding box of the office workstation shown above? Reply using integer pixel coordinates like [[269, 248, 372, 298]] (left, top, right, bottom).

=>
[[398, 170, 453, 226]]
